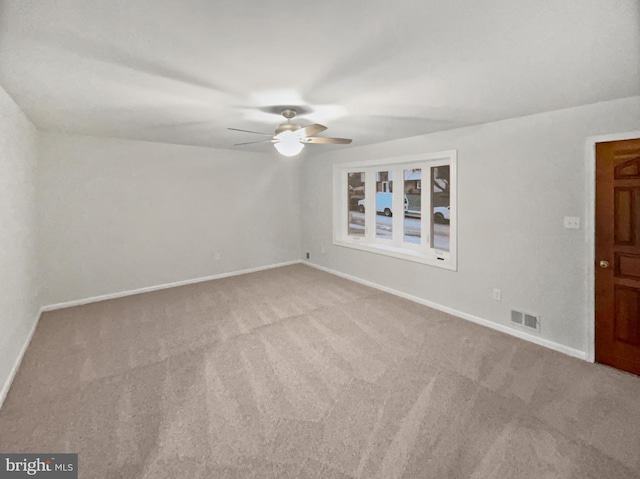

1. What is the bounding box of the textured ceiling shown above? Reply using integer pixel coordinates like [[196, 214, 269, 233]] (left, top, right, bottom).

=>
[[0, 0, 638, 154]]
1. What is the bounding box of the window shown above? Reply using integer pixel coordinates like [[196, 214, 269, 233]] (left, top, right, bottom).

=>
[[334, 151, 457, 270], [347, 172, 365, 237]]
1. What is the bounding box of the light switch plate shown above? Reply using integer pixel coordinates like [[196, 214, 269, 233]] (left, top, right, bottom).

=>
[[563, 216, 580, 229]]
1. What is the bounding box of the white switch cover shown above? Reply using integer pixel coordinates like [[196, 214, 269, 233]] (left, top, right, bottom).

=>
[[563, 216, 580, 229]]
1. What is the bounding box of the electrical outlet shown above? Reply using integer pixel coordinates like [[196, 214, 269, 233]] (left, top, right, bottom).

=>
[[492, 288, 502, 301], [306, 252, 310, 259], [563, 216, 580, 229]]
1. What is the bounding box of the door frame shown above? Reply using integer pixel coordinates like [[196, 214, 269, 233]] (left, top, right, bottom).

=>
[[586, 130, 640, 363]]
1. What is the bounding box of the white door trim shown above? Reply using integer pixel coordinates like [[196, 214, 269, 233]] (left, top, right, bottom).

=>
[[585, 130, 640, 363]]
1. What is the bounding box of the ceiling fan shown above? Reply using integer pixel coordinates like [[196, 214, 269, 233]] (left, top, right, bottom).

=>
[[228, 108, 352, 157]]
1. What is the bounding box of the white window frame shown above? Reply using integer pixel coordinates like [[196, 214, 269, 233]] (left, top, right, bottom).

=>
[[333, 150, 457, 271]]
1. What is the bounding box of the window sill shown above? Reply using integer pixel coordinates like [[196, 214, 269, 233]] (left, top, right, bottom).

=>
[[333, 238, 456, 271]]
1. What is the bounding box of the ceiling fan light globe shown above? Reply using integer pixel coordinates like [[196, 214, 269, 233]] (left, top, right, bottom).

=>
[[274, 130, 304, 157], [274, 140, 304, 157]]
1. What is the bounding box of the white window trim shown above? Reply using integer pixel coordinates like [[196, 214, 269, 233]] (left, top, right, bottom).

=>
[[333, 150, 457, 271]]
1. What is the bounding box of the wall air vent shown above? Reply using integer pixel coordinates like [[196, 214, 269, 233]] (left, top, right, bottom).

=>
[[524, 313, 540, 331], [510, 310, 523, 325], [511, 310, 540, 332]]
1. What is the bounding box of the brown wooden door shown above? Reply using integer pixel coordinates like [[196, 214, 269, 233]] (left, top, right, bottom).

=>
[[595, 138, 640, 376]]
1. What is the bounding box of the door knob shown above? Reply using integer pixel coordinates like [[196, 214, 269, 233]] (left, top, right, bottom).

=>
[[599, 260, 610, 268]]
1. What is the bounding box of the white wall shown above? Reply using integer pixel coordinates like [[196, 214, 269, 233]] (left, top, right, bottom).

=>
[[37, 133, 301, 306], [300, 96, 640, 355], [0, 84, 39, 403]]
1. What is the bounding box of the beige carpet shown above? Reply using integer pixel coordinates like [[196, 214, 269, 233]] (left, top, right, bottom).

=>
[[1, 264, 639, 478]]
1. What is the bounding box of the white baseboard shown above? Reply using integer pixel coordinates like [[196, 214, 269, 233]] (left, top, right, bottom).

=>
[[41, 260, 302, 312], [304, 261, 588, 361], [0, 307, 42, 411]]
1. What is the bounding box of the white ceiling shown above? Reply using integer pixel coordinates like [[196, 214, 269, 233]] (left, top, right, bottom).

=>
[[0, 0, 638, 154]]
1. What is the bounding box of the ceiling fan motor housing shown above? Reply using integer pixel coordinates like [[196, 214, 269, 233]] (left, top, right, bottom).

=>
[[275, 122, 301, 134]]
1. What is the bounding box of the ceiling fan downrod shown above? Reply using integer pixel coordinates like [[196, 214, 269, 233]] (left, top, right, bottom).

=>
[[275, 108, 301, 134]]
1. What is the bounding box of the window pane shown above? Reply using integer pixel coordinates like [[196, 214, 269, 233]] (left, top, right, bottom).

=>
[[431, 165, 450, 251], [375, 170, 393, 239], [348, 172, 365, 237], [404, 169, 421, 244]]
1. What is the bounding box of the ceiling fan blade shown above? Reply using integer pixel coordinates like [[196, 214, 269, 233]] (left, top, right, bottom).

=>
[[303, 137, 352, 144], [228, 128, 273, 136], [233, 139, 274, 146], [297, 124, 327, 137]]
